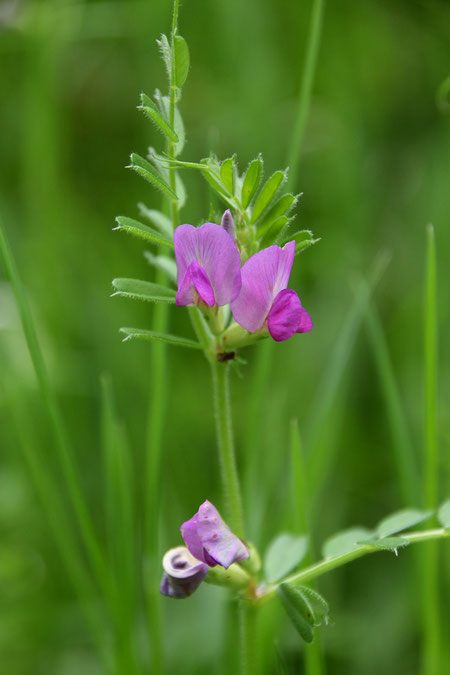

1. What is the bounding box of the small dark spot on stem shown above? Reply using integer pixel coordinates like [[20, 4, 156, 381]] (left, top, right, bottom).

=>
[[217, 351, 236, 362]]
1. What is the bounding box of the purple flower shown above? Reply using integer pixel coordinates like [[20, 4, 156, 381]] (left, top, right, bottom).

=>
[[230, 241, 313, 342], [160, 546, 208, 599], [174, 223, 241, 308], [181, 500, 249, 569]]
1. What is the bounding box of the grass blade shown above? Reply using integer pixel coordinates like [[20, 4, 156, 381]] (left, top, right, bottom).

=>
[[308, 256, 388, 493], [287, 0, 325, 191], [101, 374, 138, 672], [290, 421, 326, 674], [364, 298, 420, 505], [1, 376, 110, 671], [0, 215, 109, 597], [422, 224, 440, 675]]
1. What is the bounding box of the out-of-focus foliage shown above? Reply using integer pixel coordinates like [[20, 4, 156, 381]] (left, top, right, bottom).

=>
[[0, 0, 449, 673]]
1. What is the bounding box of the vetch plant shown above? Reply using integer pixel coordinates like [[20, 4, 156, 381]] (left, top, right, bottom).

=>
[[109, 1, 450, 673], [0, 0, 448, 673]]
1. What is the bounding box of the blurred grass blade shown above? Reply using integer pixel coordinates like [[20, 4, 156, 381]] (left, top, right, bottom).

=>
[[0, 215, 109, 595], [112, 278, 176, 303], [2, 379, 110, 670], [290, 421, 325, 674], [290, 420, 309, 532], [364, 297, 420, 505], [120, 327, 202, 349], [138, 92, 178, 143], [287, 0, 325, 191], [101, 375, 136, 635], [422, 224, 440, 675], [128, 153, 177, 199], [114, 216, 174, 248], [424, 224, 438, 512], [308, 255, 389, 492]]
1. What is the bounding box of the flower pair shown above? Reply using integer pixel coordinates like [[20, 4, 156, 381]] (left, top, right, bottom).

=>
[[174, 218, 312, 342], [161, 500, 248, 598]]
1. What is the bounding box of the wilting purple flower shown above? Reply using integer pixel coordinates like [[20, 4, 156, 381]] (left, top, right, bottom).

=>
[[160, 546, 208, 599], [174, 223, 241, 307], [230, 241, 313, 342], [181, 500, 249, 569]]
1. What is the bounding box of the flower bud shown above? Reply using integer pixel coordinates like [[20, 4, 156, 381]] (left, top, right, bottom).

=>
[[160, 546, 208, 599], [221, 209, 236, 241]]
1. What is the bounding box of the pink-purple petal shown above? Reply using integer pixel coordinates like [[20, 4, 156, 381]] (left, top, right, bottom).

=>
[[180, 514, 205, 562], [176, 260, 215, 307], [267, 289, 304, 341], [174, 223, 241, 307], [160, 546, 208, 598], [196, 501, 248, 569], [231, 242, 296, 332], [181, 500, 249, 570], [296, 307, 313, 334]]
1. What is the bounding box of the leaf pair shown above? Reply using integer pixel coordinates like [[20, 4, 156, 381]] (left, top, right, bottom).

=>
[[157, 33, 190, 89], [277, 583, 330, 643], [111, 279, 202, 351], [321, 507, 434, 558]]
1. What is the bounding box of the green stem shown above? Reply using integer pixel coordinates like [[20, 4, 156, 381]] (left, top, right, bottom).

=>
[[262, 528, 449, 601], [210, 360, 255, 674], [422, 224, 439, 675], [287, 0, 325, 191], [239, 600, 258, 675], [211, 360, 244, 537]]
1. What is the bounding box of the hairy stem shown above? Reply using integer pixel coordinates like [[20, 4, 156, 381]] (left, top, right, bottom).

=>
[[211, 360, 257, 674], [211, 361, 244, 537], [262, 528, 449, 601]]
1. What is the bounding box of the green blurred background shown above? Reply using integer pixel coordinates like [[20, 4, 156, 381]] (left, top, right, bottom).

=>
[[0, 0, 449, 673]]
